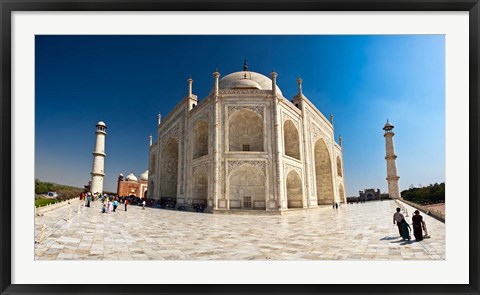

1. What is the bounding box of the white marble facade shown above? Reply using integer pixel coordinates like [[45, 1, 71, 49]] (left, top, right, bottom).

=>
[[148, 66, 346, 213]]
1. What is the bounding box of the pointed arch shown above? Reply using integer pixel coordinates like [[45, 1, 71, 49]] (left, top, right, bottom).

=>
[[192, 170, 208, 205], [160, 137, 179, 199], [229, 109, 264, 152], [336, 156, 343, 177], [150, 154, 156, 173], [284, 120, 300, 160], [228, 164, 265, 209], [193, 120, 209, 159], [339, 184, 346, 203], [314, 139, 334, 205], [286, 170, 303, 208], [149, 181, 154, 199]]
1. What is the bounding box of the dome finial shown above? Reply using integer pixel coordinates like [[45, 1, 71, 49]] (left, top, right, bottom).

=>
[[243, 59, 248, 71]]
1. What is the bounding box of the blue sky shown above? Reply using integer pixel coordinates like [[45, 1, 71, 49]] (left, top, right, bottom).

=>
[[35, 35, 445, 196]]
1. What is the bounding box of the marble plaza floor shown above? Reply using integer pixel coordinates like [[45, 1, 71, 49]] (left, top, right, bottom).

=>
[[34, 199, 445, 260]]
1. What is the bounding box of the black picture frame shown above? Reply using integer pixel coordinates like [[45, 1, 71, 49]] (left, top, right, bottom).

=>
[[1, 1, 478, 294]]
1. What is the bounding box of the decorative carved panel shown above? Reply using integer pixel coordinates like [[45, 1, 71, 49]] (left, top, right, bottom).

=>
[[284, 163, 302, 177], [227, 160, 266, 176], [193, 112, 210, 126], [282, 112, 300, 128], [160, 126, 179, 146], [192, 162, 210, 175], [311, 123, 331, 145], [227, 105, 264, 119], [220, 89, 271, 95]]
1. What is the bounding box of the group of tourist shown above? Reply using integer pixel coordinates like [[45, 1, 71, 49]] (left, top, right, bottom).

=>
[[79, 192, 94, 207], [79, 192, 148, 213], [393, 207, 426, 241]]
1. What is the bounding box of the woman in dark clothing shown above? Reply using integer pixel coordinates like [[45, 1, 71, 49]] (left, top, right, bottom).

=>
[[412, 210, 424, 241], [399, 219, 411, 241]]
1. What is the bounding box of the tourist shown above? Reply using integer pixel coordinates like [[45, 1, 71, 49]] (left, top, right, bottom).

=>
[[102, 203, 106, 213], [86, 193, 91, 207], [125, 199, 128, 211], [335, 202, 338, 209], [399, 219, 411, 241], [108, 200, 114, 213], [412, 210, 425, 241], [393, 207, 404, 236], [113, 199, 118, 212], [142, 200, 146, 210]]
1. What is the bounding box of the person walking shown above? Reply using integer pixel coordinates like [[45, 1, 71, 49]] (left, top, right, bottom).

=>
[[412, 210, 425, 241], [125, 199, 128, 211], [86, 193, 91, 207], [399, 219, 411, 241], [393, 207, 405, 236], [142, 200, 146, 210], [113, 199, 118, 212]]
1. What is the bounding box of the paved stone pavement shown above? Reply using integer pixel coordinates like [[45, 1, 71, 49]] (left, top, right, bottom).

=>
[[34, 199, 445, 260]]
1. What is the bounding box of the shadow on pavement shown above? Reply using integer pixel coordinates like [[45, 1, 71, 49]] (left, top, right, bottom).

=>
[[380, 236, 398, 241]]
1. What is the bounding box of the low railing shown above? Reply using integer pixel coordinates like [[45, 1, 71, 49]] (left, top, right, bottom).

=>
[[396, 198, 445, 223], [35, 197, 79, 216]]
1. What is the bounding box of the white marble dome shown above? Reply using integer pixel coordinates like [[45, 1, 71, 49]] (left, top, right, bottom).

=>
[[215, 71, 283, 96], [139, 170, 149, 181], [97, 121, 106, 127], [126, 172, 137, 181]]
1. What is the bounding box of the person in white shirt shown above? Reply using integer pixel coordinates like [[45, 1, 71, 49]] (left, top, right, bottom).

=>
[[393, 207, 405, 236]]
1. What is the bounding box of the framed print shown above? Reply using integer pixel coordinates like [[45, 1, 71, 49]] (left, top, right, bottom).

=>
[[1, 1, 479, 294]]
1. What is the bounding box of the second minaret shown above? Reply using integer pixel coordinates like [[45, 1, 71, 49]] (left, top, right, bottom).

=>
[[90, 121, 107, 194], [383, 120, 400, 199]]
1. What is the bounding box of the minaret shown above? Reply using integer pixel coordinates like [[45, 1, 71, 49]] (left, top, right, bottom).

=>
[[383, 120, 400, 199], [270, 70, 278, 97], [297, 76, 303, 96], [90, 121, 107, 194]]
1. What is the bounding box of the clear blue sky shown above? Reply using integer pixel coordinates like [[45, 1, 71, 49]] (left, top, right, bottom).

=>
[[35, 35, 445, 196]]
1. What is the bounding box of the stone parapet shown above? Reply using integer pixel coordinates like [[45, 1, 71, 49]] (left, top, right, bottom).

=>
[[36, 197, 79, 216]]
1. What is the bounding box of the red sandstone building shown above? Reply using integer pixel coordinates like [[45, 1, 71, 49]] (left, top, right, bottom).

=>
[[117, 171, 148, 198]]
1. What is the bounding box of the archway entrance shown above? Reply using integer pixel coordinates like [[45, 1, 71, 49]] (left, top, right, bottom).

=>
[[160, 138, 179, 199], [286, 170, 303, 208], [339, 185, 346, 203], [229, 164, 265, 209], [229, 109, 264, 152], [193, 171, 208, 205], [284, 120, 300, 160], [314, 139, 334, 205]]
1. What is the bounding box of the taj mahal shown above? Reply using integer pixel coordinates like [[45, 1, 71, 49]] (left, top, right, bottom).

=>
[[146, 62, 346, 213]]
